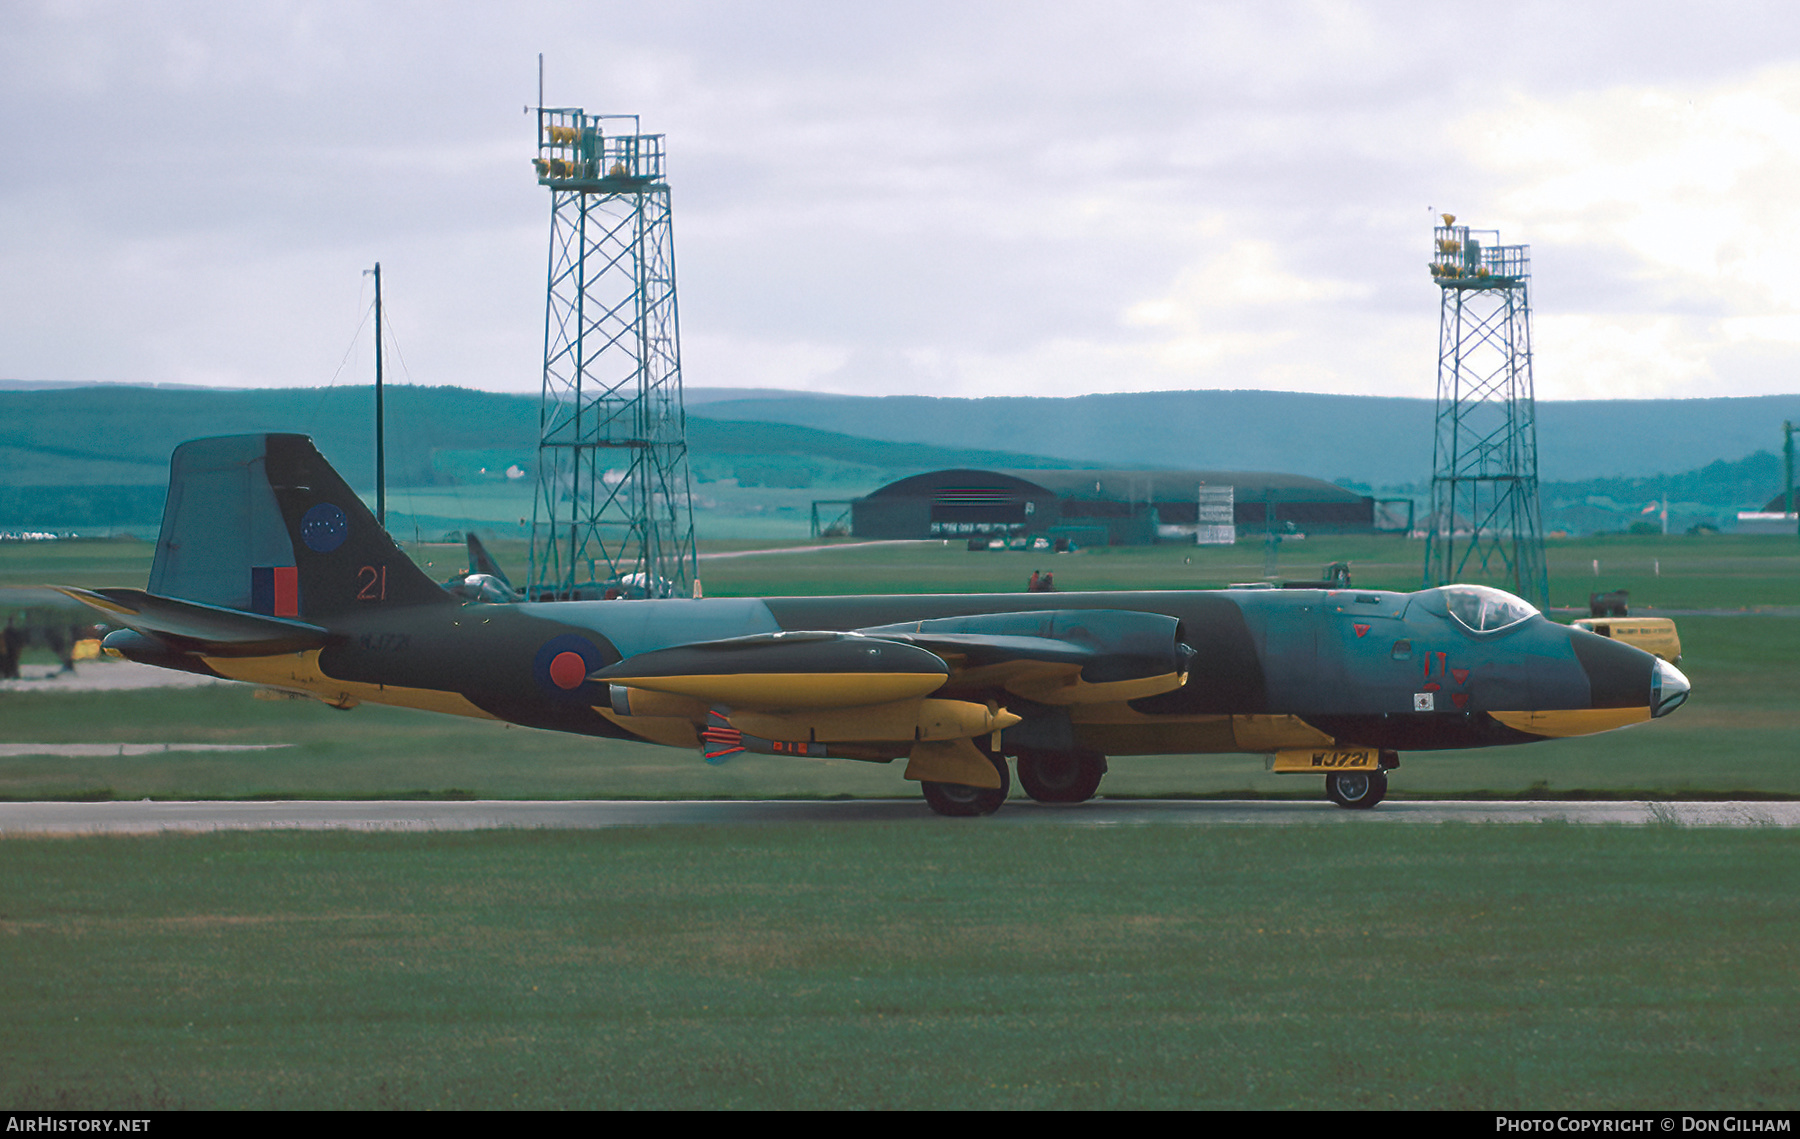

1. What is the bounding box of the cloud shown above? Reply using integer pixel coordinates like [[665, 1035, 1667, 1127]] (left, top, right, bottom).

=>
[[1461, 63, 1800, 396], [3, 1, 1799, 403]]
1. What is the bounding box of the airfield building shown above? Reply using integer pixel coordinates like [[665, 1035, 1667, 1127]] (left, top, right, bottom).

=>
[[847, 469, 1376, 546]]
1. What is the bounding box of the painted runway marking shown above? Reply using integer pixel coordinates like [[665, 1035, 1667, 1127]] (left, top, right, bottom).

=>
[[0, 662, 228, 692], [2, 798, 1797, 834], [0, 743, 295, 758]]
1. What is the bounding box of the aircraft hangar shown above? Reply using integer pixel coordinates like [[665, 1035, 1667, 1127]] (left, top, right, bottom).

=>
[[847, 468, 1377, 546]]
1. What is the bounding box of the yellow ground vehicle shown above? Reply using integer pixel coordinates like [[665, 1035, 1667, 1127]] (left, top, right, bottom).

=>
[[1569, 616, 1681, 664]]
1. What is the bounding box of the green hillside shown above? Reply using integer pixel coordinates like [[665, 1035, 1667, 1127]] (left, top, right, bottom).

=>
[[4, 384, 1797, 536], [0, 385, 1097, 534], [695, 389, 1800, 488]]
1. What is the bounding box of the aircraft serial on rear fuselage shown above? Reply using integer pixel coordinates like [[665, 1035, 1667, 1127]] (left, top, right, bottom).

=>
[[61, 435, 1690, 816]]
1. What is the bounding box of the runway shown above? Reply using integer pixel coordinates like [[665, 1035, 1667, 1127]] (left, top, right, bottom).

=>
[[3, 797, 1798, 834]]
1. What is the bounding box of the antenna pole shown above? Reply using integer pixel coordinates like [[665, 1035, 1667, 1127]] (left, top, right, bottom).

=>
[[1784, 419, 1795, 539], [373, 261, 385, 529]]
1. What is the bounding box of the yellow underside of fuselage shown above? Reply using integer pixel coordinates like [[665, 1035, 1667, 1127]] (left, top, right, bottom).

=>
[[1066, 705, 1336, 756], [1488, 707, 1652, 738], [201, 652, 1652, 750], [202, 651, 498, 720], [607, 702, 1654, 754]]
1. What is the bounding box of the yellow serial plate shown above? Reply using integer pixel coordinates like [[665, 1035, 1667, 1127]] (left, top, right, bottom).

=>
[[1272, 748, 1379, 773]]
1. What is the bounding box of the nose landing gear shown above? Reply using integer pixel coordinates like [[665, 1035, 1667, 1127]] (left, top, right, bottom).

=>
[[1325, 768, 1388, 809]]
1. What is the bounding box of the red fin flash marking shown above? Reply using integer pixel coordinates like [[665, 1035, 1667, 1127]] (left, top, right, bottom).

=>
[[272, 566, 298, 618], [1354, 624, 1370, 638]]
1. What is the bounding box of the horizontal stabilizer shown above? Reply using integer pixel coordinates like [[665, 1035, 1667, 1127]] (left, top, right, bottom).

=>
[[56, 587, 332, 657]]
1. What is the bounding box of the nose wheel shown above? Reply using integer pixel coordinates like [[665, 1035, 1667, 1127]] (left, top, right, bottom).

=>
[[1325, 769, 1388, 809]]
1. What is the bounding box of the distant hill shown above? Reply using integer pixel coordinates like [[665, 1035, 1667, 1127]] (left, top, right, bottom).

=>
[[0, 385, 1095, 528], [693, 389, 1800, 488], [4, 384, 1797, 533]]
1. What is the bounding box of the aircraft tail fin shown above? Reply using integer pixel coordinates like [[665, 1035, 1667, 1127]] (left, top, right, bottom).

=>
[[148, 434, 452, 619], [466, 533, 514, 589]]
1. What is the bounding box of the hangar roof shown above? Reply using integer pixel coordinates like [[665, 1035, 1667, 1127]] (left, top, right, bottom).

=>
[[865, 469, 1364, 505]]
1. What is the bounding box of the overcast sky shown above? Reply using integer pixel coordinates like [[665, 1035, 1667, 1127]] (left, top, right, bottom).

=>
[[4, 1, 1799, 403]]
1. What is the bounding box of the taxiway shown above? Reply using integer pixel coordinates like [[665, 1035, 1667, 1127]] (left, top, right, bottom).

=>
[[3, 797, 1797, 834]]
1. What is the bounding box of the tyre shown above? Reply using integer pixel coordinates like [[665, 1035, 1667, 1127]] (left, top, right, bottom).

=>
[[1015, 748, 1107, 803], [921, 750, 1011, 817], [1325, 769, 1387, 810]]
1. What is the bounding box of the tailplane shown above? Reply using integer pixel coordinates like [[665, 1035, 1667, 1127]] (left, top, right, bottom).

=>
[[148, 434, 451, 618]]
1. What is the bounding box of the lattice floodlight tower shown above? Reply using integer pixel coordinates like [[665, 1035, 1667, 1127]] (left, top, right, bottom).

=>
[[527, 108, 697, 600], [1422, 216, 1549, 610]]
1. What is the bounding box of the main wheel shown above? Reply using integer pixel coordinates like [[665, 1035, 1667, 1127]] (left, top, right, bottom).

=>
[[1325, 769, 1387, 810], [1015, 748, 1107, 803], [921, 751, 1011, 817]]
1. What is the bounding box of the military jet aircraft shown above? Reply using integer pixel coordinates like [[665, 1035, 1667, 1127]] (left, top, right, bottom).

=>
[[60, 434, 1690, 816], [443, 533, 524, 604]]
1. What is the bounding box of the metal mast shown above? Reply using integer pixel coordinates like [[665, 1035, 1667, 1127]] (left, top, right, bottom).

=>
[[1784, 419, 1795, 528], [1422, 215, 1548, 609], [370, 262, 385, 529], [526, 106, 698, 600]]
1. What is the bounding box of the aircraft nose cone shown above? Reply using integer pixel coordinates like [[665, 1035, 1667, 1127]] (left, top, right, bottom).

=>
[[1651, 657, 1690, 718]]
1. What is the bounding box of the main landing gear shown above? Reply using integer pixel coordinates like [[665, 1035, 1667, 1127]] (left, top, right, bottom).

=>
[[921, 748, 1111, 817], [1015, 748, 1107, 804], [920, 750, 1011, 817]]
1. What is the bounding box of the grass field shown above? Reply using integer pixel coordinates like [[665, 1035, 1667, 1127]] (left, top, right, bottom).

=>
[[3, 531, 1796, 1110], [4, 825, 1797, 1110], [7, 530, 1799, 609]]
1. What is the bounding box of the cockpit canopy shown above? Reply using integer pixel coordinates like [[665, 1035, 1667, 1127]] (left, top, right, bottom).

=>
[[450, 573, 518, 604], [1430, 584, 1540, 634]]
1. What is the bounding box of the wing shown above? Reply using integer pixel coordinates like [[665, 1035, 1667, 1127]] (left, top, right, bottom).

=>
[[588, 629, 953, 708], [594, 610, 1195, 789], [591, 630, 1013, 784], [857, 609, 1195, 704]]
